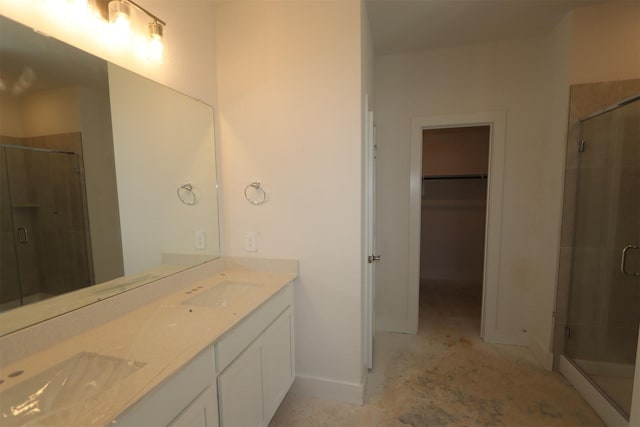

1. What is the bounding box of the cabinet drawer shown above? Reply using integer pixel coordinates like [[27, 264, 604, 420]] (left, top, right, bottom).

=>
[[215, 284, 293, 373]]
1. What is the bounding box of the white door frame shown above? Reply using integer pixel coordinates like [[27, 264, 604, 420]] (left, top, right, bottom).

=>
[[409, 111, 506, 340], [364, 97, 376, 369]]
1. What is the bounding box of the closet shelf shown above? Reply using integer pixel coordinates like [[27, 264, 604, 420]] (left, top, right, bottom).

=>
[[423, 174, 487, 180], [422, 173, 487, 180], [422, 199, 486, 208]]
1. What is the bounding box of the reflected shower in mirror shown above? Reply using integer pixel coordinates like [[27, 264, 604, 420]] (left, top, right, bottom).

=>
[[0, 15, 220, 335]]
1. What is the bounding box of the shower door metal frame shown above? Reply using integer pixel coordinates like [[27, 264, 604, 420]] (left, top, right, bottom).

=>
[[559, 94, 640, 422]]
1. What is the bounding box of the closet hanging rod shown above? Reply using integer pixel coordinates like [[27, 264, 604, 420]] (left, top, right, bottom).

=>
[[423, 174, 487, 180]]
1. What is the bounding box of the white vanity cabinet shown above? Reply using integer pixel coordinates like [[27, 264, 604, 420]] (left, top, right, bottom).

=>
[[114, 282, 294, 427], [216, 285, 294, 427], [115, 347, 219, 427], [169, 386, 219, 427]]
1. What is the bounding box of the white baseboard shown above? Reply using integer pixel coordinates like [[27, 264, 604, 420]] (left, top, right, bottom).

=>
[[482, 327, 528, 346], [559, 356, 628, 427], [290, 374, 365, 405], [573, 359, 635, 379], [376, 317, 417, 335], [529, 337, 554, 371]]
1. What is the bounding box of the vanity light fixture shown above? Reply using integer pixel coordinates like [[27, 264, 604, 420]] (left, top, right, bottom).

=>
[[107, 0, 166, 62], [44, 0, 167, 62], [108, 0, 132, 43], [147, 20, 165, 63]]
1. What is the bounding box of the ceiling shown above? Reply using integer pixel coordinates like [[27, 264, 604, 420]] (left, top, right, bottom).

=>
[[366, 0, 605, 56]]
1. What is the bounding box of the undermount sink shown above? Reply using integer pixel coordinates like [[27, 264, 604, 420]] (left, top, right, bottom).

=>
[[0, 352, 145, 426], [182, 282, 263, 308]]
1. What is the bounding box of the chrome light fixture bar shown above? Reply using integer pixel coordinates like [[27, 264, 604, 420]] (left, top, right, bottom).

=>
[[111, 0, 166, 26], [101, 0, 166, 62]]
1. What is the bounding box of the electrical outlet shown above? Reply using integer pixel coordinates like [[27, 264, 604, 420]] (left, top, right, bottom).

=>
[[244, 231, 257, 252], [195, 230, 206, 249]]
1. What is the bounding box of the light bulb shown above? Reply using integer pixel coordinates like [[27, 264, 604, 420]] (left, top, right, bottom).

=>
[[147, 22, 164, 63], [109, 0, 131, 43], [70, 0, 88, 10], [149, 34, 164, 62]]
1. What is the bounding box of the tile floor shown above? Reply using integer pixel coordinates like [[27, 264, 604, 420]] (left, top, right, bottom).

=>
[[270, 280, 606, 427]]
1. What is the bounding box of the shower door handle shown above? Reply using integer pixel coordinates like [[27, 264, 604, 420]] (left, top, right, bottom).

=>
[[16, 227, 28, 245], [620, 245, 640, 276]]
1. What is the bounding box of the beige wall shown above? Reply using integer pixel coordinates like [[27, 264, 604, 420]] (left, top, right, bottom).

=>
[[374, 1, 640, 371], [375, 35, 549, 339], [214, 0, 366, 401], [0, 82, 123, 284], [422, 126, 489, 176], [108, 64, 219, 275], [3, 0, 366, 404], [19, 87, 82, 136], [0, 96, 25, 137], [77, 86, 124, 284], [568, 1, 640, 85], [528, 11, 572, 369]]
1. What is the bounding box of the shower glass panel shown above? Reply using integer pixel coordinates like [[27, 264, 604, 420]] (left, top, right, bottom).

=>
[[0, 145, 91, 311], [564, 98, 640, 418], [0, 148, 22, 309]]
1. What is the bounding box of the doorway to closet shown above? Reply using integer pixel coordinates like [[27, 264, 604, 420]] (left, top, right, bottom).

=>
[[420, 126, 490, 331]]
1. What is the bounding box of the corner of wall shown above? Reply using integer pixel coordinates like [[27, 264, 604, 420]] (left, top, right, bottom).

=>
[[529, 336, 555, 371], [290, 373, 366, 405]]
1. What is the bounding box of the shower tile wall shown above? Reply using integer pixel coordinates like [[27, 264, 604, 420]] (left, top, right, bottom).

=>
[[554, 79, 640, 364]]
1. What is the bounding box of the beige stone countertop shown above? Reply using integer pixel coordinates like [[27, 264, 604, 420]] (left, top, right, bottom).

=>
[[0, 268, 296, 426]]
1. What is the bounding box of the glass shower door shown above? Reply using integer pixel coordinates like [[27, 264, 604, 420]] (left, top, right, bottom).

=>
[[564, 98, 640, 418], [0, 145, 92, 311], [0, 148, 22, 309]]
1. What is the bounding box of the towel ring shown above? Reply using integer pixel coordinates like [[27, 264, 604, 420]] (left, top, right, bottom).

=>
[[244, 181, 267, 205], [177, 183, 197, 206]]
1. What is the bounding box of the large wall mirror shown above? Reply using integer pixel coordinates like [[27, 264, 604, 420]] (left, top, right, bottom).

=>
[[0, 15, 221, 336]]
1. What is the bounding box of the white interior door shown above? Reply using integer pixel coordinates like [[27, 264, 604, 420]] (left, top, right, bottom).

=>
[[364, 106, 377, 370]]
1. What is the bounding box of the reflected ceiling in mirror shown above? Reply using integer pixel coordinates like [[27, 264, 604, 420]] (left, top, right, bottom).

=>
[[0, 15, 221, 336]]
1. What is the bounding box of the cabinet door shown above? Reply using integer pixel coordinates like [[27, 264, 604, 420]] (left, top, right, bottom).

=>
[[169, 386, 219, 427], [114, 348, 216, 427], [262, 308, 294, 424], [218, 343, 263, 427]]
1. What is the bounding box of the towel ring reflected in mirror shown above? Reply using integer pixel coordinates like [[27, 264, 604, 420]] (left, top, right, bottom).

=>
[[177, 183, 197, 206], [244, 181, 267, 205]]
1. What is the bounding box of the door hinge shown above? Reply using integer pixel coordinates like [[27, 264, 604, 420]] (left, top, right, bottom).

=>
[[578, 139, 586, 153], [368, 255, 381, 263], [564, 326, 571, 339]]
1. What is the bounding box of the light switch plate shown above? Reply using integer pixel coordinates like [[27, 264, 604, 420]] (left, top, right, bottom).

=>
[[195, 230, 206, 249], [244, 231, 257, 252]]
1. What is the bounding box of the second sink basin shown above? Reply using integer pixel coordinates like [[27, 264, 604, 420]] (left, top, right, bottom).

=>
[[0, 352, 145, 426]]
